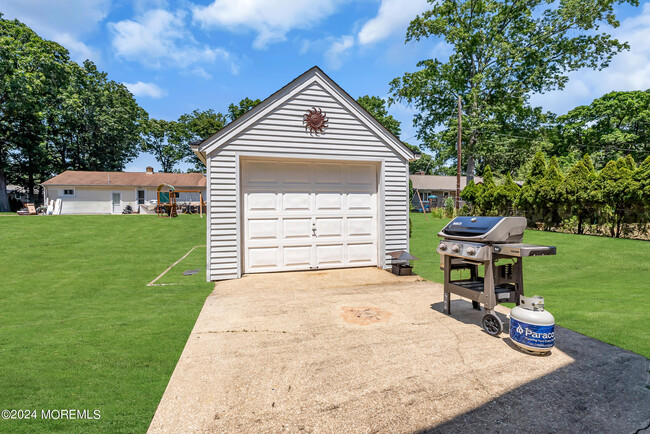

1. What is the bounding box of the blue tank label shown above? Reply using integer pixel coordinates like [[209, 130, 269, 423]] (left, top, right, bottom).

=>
[[510, 317, 555, 349]]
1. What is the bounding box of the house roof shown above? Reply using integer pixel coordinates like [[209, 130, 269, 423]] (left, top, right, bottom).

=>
[[410, 174, 484, 191], [42, 171, 206, 188], [198, 66, 416, 161]]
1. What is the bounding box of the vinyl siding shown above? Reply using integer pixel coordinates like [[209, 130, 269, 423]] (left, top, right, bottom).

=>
[[206, 81, 409, 281]]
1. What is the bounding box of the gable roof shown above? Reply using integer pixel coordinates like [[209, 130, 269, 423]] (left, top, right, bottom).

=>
[[42, 171, 206, 188], [199, 66, 415, 161], [410, 175, 484, 191]]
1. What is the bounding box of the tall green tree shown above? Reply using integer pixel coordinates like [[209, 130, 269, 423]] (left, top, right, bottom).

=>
[[390, 0, 635, 181], [537, 156, 565, 228], [176, 109, 228, 171], [140, 119, 185, 172], [555, 90, 650, 167], [357, 95, 402, 138], [595, 157, 639, 237], [227, 97, 261, 122], [47, 61, 144, 174], [0, 15, 69, 210], [562, 154, 597, 234]]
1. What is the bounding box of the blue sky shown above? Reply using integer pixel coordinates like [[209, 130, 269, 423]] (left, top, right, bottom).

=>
[[1, 0, 648, 172]]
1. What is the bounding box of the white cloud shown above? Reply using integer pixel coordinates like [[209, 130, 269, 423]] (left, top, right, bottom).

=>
[[531, 2, 650, 114], [324, 35, 354, 70], [0, 0, 110, 62], [109, 9, 238, 74], [357, 0, 430, 45], [124, 81, 167, 98], [192, 0, 345, 49]]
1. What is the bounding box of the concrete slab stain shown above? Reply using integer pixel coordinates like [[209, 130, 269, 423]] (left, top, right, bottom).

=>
[[341, 306, 393, 325]]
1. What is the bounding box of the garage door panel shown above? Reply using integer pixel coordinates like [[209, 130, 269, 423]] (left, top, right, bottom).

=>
[[281, 163, 312, 184], [283, 218, 312, 239], [247, 219, 278, 240], [347, 217, 374, 237], [347, 243, 376, 263], [315, 164, 343, 184], [283, 246, 312, 267], [283, 192, 312, 211], [315, 217, 343, 237], [347, 164, 376, 186], [316, 244, 344, 265], [248, 247, 280, 270], [347, 192, 374, 210], [315, 192, 343, 210], [247, 192, 279, 211], [244, 161, 280, 184]]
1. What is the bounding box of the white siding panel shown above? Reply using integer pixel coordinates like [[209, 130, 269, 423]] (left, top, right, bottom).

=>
[[207, 81, 409, 281]]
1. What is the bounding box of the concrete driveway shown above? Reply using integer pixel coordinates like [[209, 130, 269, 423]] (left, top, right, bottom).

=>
[[149, 268, 650, 433]]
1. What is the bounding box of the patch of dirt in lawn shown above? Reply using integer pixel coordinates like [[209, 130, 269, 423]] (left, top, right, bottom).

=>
[[340, 306, 393, 325]]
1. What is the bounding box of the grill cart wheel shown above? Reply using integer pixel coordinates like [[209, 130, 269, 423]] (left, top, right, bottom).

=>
[[482, 313, 503, 336]]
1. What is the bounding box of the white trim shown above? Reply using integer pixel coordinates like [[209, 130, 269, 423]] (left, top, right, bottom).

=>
[[60, 188, 75, 197], [110, 191, 122, 214], [405, 163, 410, 255], [135, 188, 146, 206], [206, 155, 212, 281], [379, 160, 386, 269], [235, 153, 242, 278], [200, 69, 413, 161]]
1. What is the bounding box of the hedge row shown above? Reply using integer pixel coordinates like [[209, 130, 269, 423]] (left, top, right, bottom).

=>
[[460, 152, 650, 238]]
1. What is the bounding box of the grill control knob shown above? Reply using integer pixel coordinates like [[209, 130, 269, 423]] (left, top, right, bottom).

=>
[[451, 244, 460, 253], [466, 246, 476, 255], [438, 243, 447, 251]]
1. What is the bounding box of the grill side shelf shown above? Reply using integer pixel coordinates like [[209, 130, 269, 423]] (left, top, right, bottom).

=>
[[494, 243, 556, 257]]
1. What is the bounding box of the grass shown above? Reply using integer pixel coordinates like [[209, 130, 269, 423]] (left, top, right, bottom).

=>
[[0, 215, 213, 433], [409, 212, 650, 358]]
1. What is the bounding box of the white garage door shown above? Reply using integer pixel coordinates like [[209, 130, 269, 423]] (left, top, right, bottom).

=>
[[242, 159, 378, 273]]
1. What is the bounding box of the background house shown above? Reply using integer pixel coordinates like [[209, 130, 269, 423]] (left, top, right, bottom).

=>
[[42, 167, 206, 215], [410, 174, 484, 208]]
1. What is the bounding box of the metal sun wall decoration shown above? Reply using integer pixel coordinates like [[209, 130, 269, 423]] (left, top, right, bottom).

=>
[[303, 107, 329, 134]]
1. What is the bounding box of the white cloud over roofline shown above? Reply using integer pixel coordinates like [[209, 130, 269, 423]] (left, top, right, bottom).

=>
[[123, 81, 167, 98], [357, 0, 430, 45], [109, 8, 238, 75]]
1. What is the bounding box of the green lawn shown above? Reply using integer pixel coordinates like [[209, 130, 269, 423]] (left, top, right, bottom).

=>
[[0, 215, 213, 433], [409, 212, 650, 358]]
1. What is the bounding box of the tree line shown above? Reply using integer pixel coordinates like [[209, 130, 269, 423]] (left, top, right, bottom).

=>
[[389, 0, 648, 181], [0, 15, 260, 211], [460, 152, 650, 238]]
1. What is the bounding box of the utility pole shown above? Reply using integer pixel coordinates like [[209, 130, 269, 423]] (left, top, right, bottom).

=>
[[456, 95, 462, 210]]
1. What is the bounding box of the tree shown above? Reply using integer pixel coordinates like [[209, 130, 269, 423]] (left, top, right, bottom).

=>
[[595, 157, 639, 237], [176, 109, 228, 171], [555, 90, 650, 167], [356, 95, 401, 138], [47, 61, 144, 174], [494, 172, 520, 216], [477, 165, 497, 215], [562, 154, 597, 234], [517, 151, 548, 225], [536, 156, 565, 228], [140, 119, 185, 172], [0, 15, 69, 210], [390, 0, 635, 182], [227, 97, 261, 122]]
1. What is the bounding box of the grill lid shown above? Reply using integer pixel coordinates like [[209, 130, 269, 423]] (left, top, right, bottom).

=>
[[439, 216, 527, 243]]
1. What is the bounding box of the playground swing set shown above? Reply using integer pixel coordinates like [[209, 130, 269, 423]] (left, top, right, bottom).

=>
[[156, 183, 205, 218]]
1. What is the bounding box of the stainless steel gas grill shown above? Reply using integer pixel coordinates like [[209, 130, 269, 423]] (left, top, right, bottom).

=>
[[436, 216, 556, 336]]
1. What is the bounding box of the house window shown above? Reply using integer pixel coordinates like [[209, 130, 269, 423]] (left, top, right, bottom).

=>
[[63, 189, 75, 196], [137, 189, 145, 205]]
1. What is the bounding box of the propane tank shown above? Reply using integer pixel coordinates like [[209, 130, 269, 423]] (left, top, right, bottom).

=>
[[509, 295, 555, 354]]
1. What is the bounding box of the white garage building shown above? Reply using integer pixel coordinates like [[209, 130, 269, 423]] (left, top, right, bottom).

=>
[[195, 67, 415, 281]]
